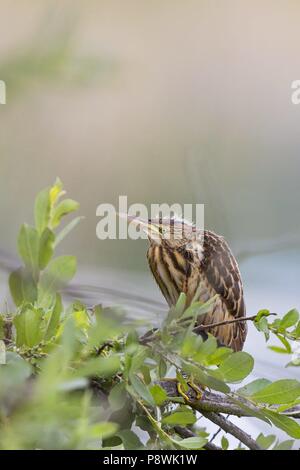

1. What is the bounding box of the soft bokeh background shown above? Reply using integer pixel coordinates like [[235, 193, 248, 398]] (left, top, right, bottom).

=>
[[1, 0, 300, 442]]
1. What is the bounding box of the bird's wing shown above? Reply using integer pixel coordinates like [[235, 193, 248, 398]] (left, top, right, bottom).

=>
[[201, 230, 246, 319], [197, 230, 247, 351]]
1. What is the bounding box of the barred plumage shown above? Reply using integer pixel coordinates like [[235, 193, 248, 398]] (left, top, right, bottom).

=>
[[146, 219, 247, 352]]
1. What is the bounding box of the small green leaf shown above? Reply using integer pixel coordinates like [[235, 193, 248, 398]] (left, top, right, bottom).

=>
[[255, 309, 271, 322], [75, 355, 121, 378], [221, 435, 229, 450], [51, 199, 79, 228], [88, 422, 118, 440], [34, 187, 51, 234], [14, 307, 43, 347], [218, 351, 254, 383], [116, 430, 144, 450], [263, 410, 300, 438], [43, 294, 63, 340], [162, 410, 196, 426], [206, 347, 233, 366], [268, 346, 289, 354], [17, 224, 39, 276], [109, 383, 127, 411], [255, 316, 270, 341], [183, 362, 230, 393], [280, 309, 299, 329], [177, 436, 207, 449], [251, 379, 300, 404], [175, 293, 187, 316], [237, 378, 272, 397], [273, 440, 294, 450], [9, 267, 37, 306], [193, 336, 217, 363], [150, 384, 168, 406], [38, 228, 55, 269], [129, 373, 155, 406], [181, 295, 218, 320], [256, 433, 276, 449]]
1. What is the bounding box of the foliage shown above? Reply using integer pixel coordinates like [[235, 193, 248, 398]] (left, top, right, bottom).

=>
[[0, 180, 299, 450]]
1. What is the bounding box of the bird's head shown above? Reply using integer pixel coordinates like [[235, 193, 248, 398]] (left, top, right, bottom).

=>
[[119, 213, 202, 252]]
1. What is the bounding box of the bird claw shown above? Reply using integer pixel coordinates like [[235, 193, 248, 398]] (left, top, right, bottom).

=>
[[177, 378, 203, 403]]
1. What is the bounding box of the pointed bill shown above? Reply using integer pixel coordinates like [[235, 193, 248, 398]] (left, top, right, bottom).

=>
[[117, 213, 160, 239]]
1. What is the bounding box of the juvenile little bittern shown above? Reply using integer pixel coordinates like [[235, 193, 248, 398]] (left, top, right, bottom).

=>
[[126, 215, 247, 351]]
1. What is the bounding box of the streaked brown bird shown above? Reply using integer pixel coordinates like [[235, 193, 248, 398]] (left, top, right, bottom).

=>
[[126, 215, 247, 351]]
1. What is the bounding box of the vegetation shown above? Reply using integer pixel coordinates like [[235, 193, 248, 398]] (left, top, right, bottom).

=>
[[0, 180, 299, 450]]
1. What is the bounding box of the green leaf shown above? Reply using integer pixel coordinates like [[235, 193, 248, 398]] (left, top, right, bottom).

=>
[[109, 383, 127, 411], [14, 307, 43, 347], [38, 228, 55, 269], [34, 187, 51, 234], [221, 435, 229, 450], [193, 336, 217, 363], [162, 410, 196, 426], [75, 355, 121, 378], [150, 384, 168, 406], [116, 430, 144, 450], [158, 357, 168, 378], [263, 410, 300, 438], [88, 422, 118, 440], [268, 346, 289, 354], [256, 433, 276, 449], [9, 267, 37, 306], [181, 295, 218, 320], [177, 436, 207, 450], [273, 440, 294, 450], [292, 321, 300, 338], [251, 379, 300, 404], [17, 224, 39, 275], [51, 199, 79, 228], [183, 362, 230, 393], [237, 378, 272, 397], [175, 293, 187, 316], [206, 347, 233, 366], [54, 216, 83, 247], [218, 351, 254, 383], [38, 255, 77, 308], [255, 309, 271, 322], [129, 373, 155, 406], [43, 294, 63, 340], [255, 316, 270, 341], [280, 309, 299, 329]]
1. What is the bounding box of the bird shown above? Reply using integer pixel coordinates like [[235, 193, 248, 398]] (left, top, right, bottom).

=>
[[124, 215, 247, 352]]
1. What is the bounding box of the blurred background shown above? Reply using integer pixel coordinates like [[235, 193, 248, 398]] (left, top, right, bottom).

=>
[[0, 0, 300, 438]]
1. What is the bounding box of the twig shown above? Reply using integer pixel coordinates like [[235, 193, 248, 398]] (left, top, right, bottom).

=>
[[174, 426, 221, 451], [201, 411, 261, 450], [209, 425, 222, 444], [193, 313, 276, 334]]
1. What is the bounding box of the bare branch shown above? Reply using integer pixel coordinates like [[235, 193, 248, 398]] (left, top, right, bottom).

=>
[[200, 411, 261, 450], [193, 313, 276, 334]]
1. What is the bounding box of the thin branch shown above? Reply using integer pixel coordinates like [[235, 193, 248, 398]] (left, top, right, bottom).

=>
[[200, 411, 261, 450], [194, 313, 276, 334], [174, 426, 221, 451]]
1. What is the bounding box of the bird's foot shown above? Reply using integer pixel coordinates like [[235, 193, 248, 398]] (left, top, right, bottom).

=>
[[177, 377, 204, 403], [159, 377, 204, 403], [186, 379, 203, 401]]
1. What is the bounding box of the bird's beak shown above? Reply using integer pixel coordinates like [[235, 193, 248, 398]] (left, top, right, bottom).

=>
[[118, 213, 160, 239]]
